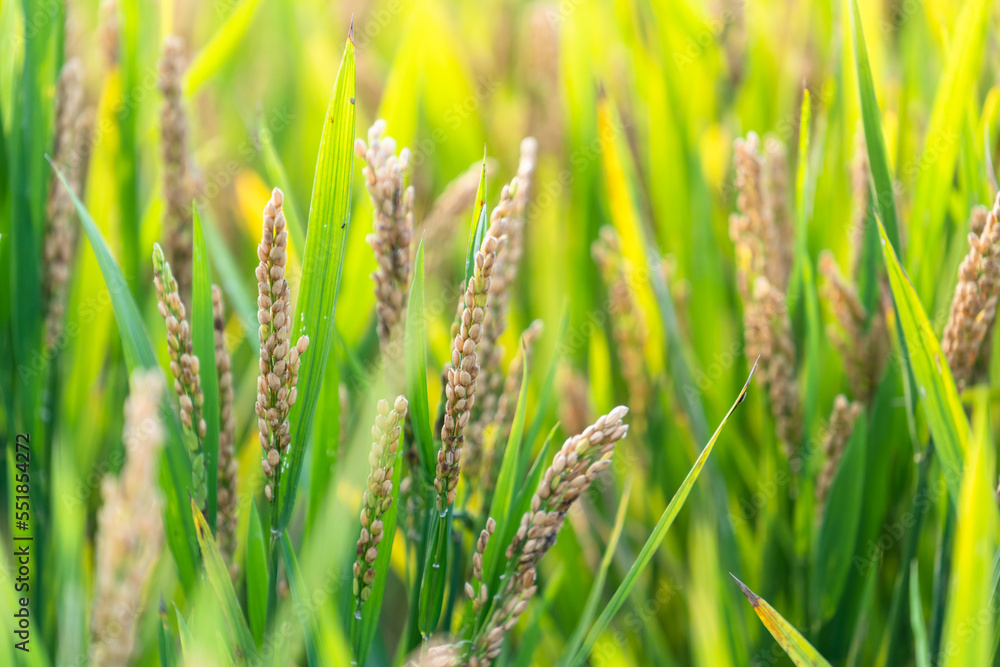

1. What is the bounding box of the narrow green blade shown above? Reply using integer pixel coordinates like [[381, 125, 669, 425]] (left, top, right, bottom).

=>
[[191, 497, 258, 662], [279, 30, 357, 528], [877, 219, 967, 500], [568, 361, 757, 665], [406, 241, 435, 481]]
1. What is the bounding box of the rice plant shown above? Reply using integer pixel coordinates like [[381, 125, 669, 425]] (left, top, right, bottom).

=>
[[2, 0, 1000, 666]]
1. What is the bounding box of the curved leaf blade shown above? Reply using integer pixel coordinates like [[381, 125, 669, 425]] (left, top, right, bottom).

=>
[[731, 575, 833, 667], [279, 30, 357, 528], [568, 361, 757, 666]]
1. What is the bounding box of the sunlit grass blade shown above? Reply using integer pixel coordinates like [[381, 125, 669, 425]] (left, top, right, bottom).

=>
[[191, 497, 258, 661], [909, 561, 931, 667], [406, 241, 435, 482], [559, 477, 633, 665], [279, 29, 356, 529], [174, 604, 194, 660], [877, 219, 968, 500], [199, 208, 256, 333], [50, 159, 199, 591], [464, 150, 488, 283], [191, 203, 220, 530], [183, 0, 263, 96], [906, 0, 991, 303], [246, 500, 268, 650], [810, 413, 867, 621], [731, 575, 833, 666], [158, 598, 177, 667], [280, 533, 319, 666], [850, 0, 901, 255], [939, 389, 997, 666], [567, 360, 757, 666]]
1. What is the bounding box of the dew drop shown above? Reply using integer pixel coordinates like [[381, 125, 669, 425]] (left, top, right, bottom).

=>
[[919, 386, 927, 398], [354, 610, 362, 620], [431, 562, 441, 569]]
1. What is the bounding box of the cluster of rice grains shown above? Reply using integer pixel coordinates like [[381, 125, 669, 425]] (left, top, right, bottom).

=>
[[255, 188, 309, 503], [729, 131, 883, 502], [730, 132, 800, 456], [465, 407, 630, 666], [942, 194, 1000, 391], [42, 57, 89, 349], [152, 244, 208, 506], [90, 371, 166, 666]]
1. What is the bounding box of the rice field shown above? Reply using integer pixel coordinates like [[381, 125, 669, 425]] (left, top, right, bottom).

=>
[[2, 0, 1000, 665]]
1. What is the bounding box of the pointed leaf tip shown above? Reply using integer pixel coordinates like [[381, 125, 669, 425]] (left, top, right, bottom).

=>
[[730, 574, 760, 607]]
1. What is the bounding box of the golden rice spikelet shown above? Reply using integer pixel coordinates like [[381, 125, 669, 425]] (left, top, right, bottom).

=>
[[353, 396, 408, 614], [90, 370, 166, 667], [818, 251, 889, 403], [466, 407, 629, 666], [434, 183, 516, 511], [592, 226, 650, 437], [254, 188, 309, 503], [355, 120, 414, 357], [744, 276, 800, 456], [941, 195, 1000, 392], [43, 57, 86, 350], [212, 285, 238, 572], [815, 395, 863, 512], [152, 243, 207, 506], [158, 35, 194, 298]]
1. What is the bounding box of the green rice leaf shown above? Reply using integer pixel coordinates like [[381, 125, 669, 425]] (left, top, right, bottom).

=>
[[246, 501, 268, 650], [50, 159, 199, 592], [810, 413, 868, 621], [731, 575, 833, 666], [567, 361, 757, 666], [877, 219, 967, 499], [307, 336, 341, 536], [850, 0, 902, 255], [280, 532, 319, 667], [191, 497, 258, 662], [184, 0, 264, 96], [909, 560, 931, 667], [191, 203, 220, 531], [560, 477, 633, 664], [174, 604, 194, 660], [418, 506, 453, 634], [406, 240, 435, 482], [905, 0, 991, 304], [158, 598, 177, 667], [939, 389, 997, 666], [278, 30, 356, 529]]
